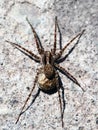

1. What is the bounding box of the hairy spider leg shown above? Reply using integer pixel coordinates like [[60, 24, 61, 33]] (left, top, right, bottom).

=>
[[52, 16, 57, 54], [55, 63, 85, 92], [56, 17, 62, 50], [53, 16, 62, 54], [56, 29, 85, 60], [15, 71, 39, 124], [5, 40, 40, 62], [26, 18, 44, 54], [20, 89, 40, 115], [55, 72, 64, 127]]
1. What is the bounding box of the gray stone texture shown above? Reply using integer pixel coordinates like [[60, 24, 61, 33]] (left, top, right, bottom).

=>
[[0, 0, 98, 130]]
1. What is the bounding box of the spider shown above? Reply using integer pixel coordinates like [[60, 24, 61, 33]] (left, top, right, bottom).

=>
[[6, 17, 85, 128]]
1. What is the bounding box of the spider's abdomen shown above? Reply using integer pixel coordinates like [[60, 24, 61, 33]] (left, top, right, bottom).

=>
[[38, 69, 56, 91]]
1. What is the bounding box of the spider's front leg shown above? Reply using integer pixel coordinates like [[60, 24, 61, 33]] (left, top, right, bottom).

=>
[[52, 16, 57, 54], [5, 40, 40, 62], [52, 16, 62, 54], [55, 63, 85, 92], [26, 18, 44, 55], [15, 71, 39, 124], [55, 29, 85, 60]]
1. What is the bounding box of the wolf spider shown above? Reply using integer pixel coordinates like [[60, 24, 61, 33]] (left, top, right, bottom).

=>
[[6, 17, 85, 128]]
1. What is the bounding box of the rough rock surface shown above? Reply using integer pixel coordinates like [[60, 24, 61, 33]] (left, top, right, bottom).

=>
[[0, 0, 98, 130]]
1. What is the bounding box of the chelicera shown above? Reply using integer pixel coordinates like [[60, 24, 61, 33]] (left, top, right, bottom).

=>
[[6, 17, 85, 128]]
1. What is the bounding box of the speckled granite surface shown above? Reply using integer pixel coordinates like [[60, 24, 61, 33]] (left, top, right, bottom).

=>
[[0, 0, 98, 130]]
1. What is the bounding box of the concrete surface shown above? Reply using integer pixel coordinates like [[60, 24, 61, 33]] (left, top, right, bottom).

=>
[[0, 0, 98, 130]]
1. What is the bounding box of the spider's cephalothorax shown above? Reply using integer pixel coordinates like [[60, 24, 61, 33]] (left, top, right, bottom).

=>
[[6, 17, 85, 128], [41, 51, 55, 79]]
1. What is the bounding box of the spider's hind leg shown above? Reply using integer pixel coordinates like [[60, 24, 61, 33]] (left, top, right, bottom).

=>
[[55, 71, 64, 128], [15, 71, 39, 124]]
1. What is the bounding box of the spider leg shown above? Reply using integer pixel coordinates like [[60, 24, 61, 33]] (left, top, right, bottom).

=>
[[20, 89, 40, 116], [26, 18, 44, 55], [52, 16, 57, 54], [55, 63, 85, 92], [55, 29, 85, 60], [55, 71, 64, 128], [15, 71, 39, 124], [6, 40, 40, 62], [52, 16, 62, 54], [57, 18, 62, 50]]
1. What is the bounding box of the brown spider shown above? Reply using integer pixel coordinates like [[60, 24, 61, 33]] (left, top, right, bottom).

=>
[[6, 17, 85, 128]]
